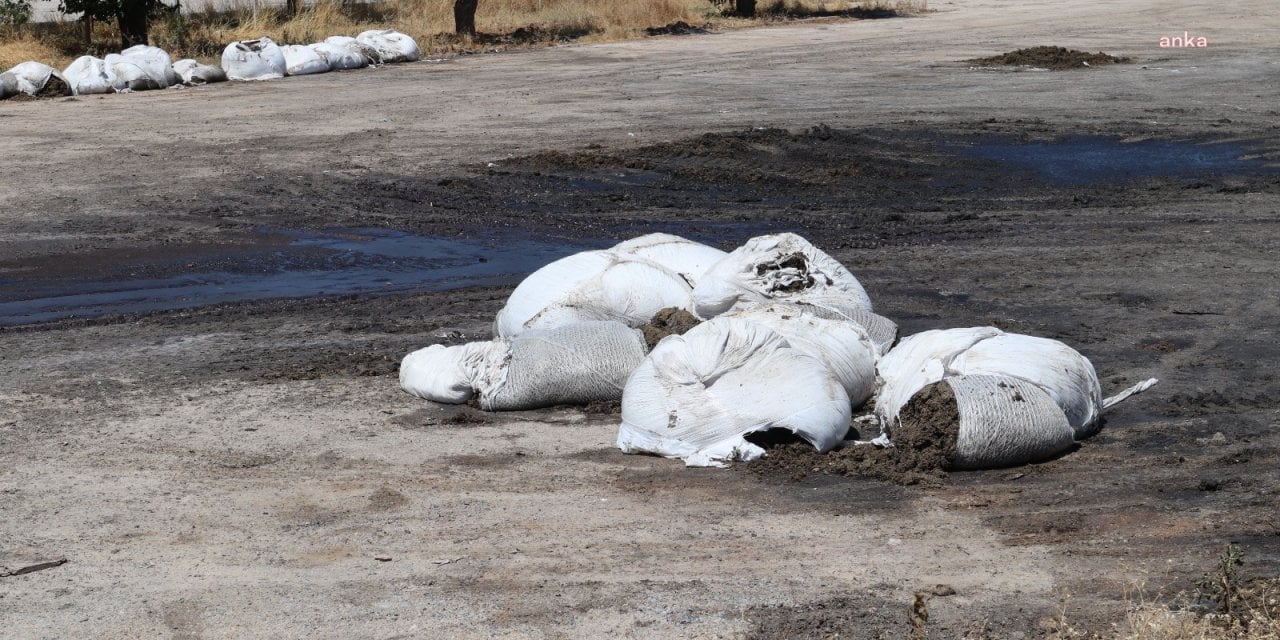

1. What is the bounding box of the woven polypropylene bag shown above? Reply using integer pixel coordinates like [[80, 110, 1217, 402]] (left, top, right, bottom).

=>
[[944, 375, 1075, 470], [356, 29, 420, 63], [610, 233, 727, 289], [494, 250, 693, 337], [692, 233, 873, 320], [617, 317, 851, 467], [222, 38, 287, 81]]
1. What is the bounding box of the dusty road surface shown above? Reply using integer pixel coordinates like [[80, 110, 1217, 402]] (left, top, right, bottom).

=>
[[3, 0, 1280, 637]]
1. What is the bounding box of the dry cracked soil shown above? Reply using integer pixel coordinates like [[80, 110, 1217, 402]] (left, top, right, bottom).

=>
[[2, 0, 1279, 637]]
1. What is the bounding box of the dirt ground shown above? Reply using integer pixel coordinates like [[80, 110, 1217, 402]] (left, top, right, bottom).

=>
[[3, 0, 1280, 637]]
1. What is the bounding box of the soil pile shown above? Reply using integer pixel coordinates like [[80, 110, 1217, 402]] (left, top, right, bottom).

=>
[[745, 383, 960, 485], [638, 306, 702, 350], [969, 46, 1131, 70]]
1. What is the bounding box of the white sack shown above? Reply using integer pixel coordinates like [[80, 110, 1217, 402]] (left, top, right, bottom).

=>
[[610, 233, 728, 289], [0, 72, 17, 99], [494, 250, 694, 338], [281, 44, 331, 76], [322, 35, 378, 67], [222, 37, 287, 81], [617, 317, 852, 467], [63, 56, 118, 95], [789, 301, 898, 356], [692, 233, 873, 320], [910, 375, 1076, 470], [875, 327, 1105, 437], [4, 61, 69, 96], [172, 59, 227, 85], [401, 321, 647, 411], [117, 45, 180, 87], [356, 29, 420, 63], [724, 303, 878, 407], [308, 41, 366, 70]]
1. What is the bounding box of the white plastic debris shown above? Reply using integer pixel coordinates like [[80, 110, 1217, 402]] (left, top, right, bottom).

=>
[[692, 232, 874, 320], [610, 233, 728, 289], [281, 44, 332, 76], [494, 249, 694, 338], [221, 37, 287, 81], [63, 56, 118, 95], [172, 59, 227, 85], [617, 317, 852, 467], [400, 321, 647, 411], [3, 61, 70, 96], [317, 36, 378, 68], [724, 302, 878, 407], [356, 29, 420, 63]]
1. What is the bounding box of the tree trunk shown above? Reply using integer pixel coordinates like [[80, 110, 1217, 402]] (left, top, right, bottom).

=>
[[735, 0, 756, 17], [117, 0, 150, 48], [285, 0, 299, 17], [83, 15, 93, 48], [454, 0, 478, 36]]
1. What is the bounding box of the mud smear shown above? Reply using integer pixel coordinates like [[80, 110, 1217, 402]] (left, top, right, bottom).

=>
[[969, 46, 1131, 70]]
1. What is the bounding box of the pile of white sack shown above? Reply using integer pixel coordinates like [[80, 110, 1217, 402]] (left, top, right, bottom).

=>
[[2, 29, 419, 100], [222, 30, 419, 81], [400, 231, 1157, 471]]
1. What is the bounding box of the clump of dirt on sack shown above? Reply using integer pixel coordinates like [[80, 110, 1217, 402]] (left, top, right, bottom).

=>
[[639, 307, 701, 350], [968, 46, 1131, 70], [745, 383, 960, 485]]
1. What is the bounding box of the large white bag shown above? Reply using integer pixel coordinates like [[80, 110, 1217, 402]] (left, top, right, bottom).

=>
[[0, 71, 17, 99], [3, 61, 70, 97], [895, 375, 1077, 470], [63, 56, 118, 95], [222, 37, 287, 81], [494, 250, 694, 338], [172, 59, 227, 85], [281, 44, 332, 76], [617, 317, 852, 467], [401, 321, 647, 411], [318, 36, 378, 68], [356, 29, 420, 63], [724, 303, 878, 407], [875, 327, 1107, 436], [610, 233, 727, 289], [692, 233, 874, 320], [117, 45, 180, 87]]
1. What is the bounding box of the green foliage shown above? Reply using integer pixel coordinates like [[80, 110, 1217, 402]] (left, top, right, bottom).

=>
[[1196, 543, 1245, 612], [0, 0, 32, 26]]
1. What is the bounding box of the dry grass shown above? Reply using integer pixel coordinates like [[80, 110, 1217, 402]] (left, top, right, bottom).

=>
[[3, 0, 924, 71]]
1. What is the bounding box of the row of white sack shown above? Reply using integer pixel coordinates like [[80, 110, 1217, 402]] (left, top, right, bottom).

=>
[[0, 30, 418, 99], [400, 232, 1156, 470], [222, 32, 419, 81]]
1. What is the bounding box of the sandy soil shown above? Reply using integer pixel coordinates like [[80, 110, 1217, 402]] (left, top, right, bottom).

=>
[[3, 1, 1279, 637]]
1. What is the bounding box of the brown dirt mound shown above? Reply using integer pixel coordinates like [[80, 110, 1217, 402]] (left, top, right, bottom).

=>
[[36, 74, 71, 98], [639, 307, 701, 350], [645, 21, 709, 37], [969, 46, 1131, 70], [744, 383, 960, 485]]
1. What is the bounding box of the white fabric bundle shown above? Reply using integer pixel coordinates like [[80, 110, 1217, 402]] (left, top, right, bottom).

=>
[[610, 233, 727, 289], [724, 303, 878, 407], [281, 44, 332, 76], [313, 36, 377, 69], [222, 37, 287, 81], [400, 321, 647, 411], [63, 56, 118, 95], [356, 29, 420, 63], [692, 233, 873, 320], [494, 249, 694, 338], [172, 59, 227, 85], [3, 62, 69, 96], [617, 317, 852, 467]]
